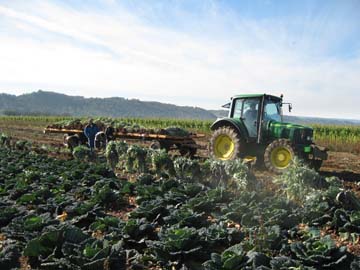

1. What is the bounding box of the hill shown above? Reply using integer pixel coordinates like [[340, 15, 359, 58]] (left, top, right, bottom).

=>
[[0, 90, 216, 120]]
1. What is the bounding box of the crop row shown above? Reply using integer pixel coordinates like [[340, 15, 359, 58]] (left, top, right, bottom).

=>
[[1, 141, 360, 269]]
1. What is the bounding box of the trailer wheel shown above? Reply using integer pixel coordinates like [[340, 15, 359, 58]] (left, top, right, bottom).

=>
[[209, 127, 242, 160], [152, 141, 172, 152], [264, 139, 295, 173], [150, 140, 161, 150], [64, 135, 80, 152], [95, 131, 107, 150]]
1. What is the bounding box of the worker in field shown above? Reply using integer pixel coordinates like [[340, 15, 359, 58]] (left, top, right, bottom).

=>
[[84, 119, 100, 151], [105, 122, 116, 143], [244, 102, 258, 120], [243, 101, 258, 137]]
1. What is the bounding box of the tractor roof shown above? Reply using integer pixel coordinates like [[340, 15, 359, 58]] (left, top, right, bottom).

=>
[[232, 94, 282, 100]]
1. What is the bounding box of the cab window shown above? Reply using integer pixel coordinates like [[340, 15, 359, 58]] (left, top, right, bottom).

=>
[[243, 98, 259, 120], [264, 101, 281, 122], [232, 99, 243, 118]]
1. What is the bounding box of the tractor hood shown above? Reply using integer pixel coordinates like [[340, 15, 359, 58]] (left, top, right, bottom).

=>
[[267, 121, 313, 144]]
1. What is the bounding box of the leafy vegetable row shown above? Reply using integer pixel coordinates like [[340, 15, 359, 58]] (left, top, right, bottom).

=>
[[1, 144, 360, 269]]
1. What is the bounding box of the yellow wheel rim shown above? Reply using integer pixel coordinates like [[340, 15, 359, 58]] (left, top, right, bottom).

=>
[[270, 146, 292, 169], [214, 134, 235, 160]]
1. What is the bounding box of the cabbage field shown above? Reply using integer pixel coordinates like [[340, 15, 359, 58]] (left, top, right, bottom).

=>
[[1, 139, 360, 270]]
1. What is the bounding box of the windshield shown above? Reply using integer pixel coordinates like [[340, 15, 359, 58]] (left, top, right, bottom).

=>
[[264, 100, 282, 122]]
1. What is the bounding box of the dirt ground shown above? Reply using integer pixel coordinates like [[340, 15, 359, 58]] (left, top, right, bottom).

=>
[[1, 121, 359, 182]]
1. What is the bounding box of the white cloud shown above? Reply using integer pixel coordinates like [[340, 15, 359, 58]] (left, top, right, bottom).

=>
[[0, 1, 359, 119]]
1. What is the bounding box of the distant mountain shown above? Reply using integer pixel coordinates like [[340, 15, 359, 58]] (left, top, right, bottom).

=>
[[208, 110, 228, 118], [283, 115, 360, 126], [0, 90, 359, 125], [209, 109, 360, 126], [0, 90, 216, 120]]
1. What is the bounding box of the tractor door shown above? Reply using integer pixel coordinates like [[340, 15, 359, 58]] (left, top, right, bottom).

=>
[[242, 98, 260, 138], [231, 98, 260, 138]]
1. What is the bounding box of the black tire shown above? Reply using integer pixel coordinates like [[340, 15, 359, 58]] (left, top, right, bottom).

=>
[[160, 141, 172, 152], [150, 140, 161, 150], [65, 135, 80, 152], [209, 126, 242, 160], [264, 139, 295, 173], [95, 132, 107, 150]]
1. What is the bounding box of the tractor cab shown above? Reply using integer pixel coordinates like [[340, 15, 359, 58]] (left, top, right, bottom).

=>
[[228, 94, 284, 143]]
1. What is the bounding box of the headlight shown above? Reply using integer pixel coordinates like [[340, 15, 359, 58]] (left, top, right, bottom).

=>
[[306, 136, 312, 141]]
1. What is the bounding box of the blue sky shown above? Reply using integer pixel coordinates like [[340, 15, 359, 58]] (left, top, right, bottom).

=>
[[0, 0, 359, 119]]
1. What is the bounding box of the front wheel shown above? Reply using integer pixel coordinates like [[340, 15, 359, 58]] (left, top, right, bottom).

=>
[[264, 139, 295, 173], [209, 127, 242, 160]]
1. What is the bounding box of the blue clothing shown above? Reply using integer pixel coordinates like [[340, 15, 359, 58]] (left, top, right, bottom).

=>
[[84, 124, 100, 149]]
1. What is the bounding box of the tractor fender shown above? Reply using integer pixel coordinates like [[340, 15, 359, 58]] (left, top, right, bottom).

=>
[[211, 118, 248, 138]]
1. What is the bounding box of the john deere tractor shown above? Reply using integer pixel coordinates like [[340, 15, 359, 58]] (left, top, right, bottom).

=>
[[209, 94, 328, 173]]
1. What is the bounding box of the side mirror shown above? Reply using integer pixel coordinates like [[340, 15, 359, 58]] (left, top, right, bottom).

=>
[[289, 104, 292, 112]]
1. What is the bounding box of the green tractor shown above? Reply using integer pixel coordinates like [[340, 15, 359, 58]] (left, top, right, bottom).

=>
[[209, 94, 328, 173]]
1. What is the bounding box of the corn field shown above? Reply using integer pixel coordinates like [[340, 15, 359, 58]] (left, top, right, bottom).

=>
[[312, 124, 360, 153]]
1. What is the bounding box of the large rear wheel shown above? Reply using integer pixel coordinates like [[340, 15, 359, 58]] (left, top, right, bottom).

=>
[[209, 127, 242, 160], [264, 139, 295, 173]]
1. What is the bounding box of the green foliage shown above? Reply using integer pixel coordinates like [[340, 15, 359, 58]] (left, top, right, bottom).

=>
[[24, 216, 44, 231], [137, 173, 154, 185], [17, 193, 37, 204], [1, 144, 360, 269], [224, 159, 252, 190], [116, 140, 128, 156], [151, 149, 175, 176], [23, 230, 60, 257], [93, 183, 124, 209], [203, 244, 247, 270], [126, 144, 148, 173], [290, 235, 350, 268], [15, 140, 31, 150], [203, 159, 251, 190], [312, 124, 360, 153], [83, 244, 102, 258], [0, 207, 18, 226], [0, 133, 10, 147], [105, 141, 119, 171], [72, 145, 92, 160], [274, 159, 327, 203], [152, 226, 202, 262], [174, 156, 201, 180]]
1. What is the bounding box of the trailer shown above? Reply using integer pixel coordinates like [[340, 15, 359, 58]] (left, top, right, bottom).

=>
[[44, 127, 206, 157]]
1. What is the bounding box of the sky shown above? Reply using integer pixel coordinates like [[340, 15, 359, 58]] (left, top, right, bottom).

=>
[[0, 0, 359, 119]]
